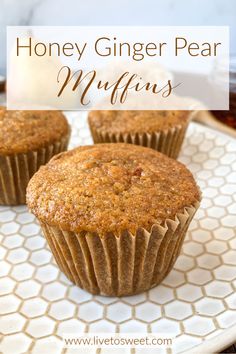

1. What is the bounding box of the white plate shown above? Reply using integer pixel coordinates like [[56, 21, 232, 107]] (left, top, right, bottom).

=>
[[0, 113, 236, 354]]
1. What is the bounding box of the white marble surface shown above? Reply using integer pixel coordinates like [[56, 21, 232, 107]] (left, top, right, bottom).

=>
[[0, 0, 236, 75]]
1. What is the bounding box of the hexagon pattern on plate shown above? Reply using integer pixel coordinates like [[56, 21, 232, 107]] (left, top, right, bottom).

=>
[[0, 113, 236, 354]]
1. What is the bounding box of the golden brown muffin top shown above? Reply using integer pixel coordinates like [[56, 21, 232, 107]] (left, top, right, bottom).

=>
[[88, 110, 190, 135], [0, 107, 70, 155], [27, 143, 200, 235]]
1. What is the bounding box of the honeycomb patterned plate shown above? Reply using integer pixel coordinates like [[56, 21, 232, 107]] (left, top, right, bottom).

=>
[[1, 112, 236, 354]]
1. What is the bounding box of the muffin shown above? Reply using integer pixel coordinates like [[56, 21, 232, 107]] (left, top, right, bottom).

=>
[[0, 107, 70, 205], [88, 110, 191, 158], [27, 143, 201, 296]]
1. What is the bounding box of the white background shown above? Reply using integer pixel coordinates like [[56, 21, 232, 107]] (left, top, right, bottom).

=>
[[0, 0, 236, 75]]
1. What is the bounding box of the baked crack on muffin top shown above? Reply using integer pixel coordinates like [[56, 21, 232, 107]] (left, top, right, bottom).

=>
[[27, 144, 200, 235], [0, 107, 70, 155], [88, 110, 190, 135]]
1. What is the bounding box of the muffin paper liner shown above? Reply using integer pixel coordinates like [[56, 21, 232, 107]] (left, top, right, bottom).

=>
[[89, 122, 189, 159], [0, 135, 70, 205], [40, 201, 200, 297]]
